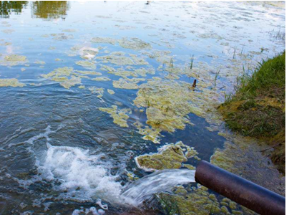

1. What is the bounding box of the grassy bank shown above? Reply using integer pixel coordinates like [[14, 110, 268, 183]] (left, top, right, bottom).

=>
[[219, 52, 285, 174]]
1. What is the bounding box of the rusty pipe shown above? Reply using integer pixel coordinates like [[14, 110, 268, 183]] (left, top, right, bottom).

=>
[[195, 160, 285, 215]]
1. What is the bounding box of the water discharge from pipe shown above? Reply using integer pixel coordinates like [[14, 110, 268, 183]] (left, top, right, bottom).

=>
[[121, 169, 196, 206]]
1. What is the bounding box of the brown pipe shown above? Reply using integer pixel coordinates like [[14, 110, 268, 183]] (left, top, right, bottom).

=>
[[195, 160, 285, 215]]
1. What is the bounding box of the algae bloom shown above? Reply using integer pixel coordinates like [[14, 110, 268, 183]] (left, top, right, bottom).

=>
[[0, 78, 25, 87], [99, 105, 131, 127], [135, 141, 198, 171], [133, 79, 197, 143]]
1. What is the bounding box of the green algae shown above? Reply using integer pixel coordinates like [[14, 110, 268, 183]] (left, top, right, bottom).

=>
[[133, 79, 198, 143], [0, 41, 11, 46], [60, 76, 81, 89], [99, 105, 131, 127], [106, 67, 154, 79], [129, 54, 149, 65], [91, 37, 117, 45], [135, 141, 198, 171], [1, 54, 27, 66], [41, 67, 95, 89], [97, 52, 148, 66], [145, 50, 172, 64], [0, 78, 25, 87], [92, 77, 111, 81], [113, 78, 145, 89], [134, 121, 162, 143], [88, 87, 104, 98], [97, 52, 134, 65], [75, 60, 96, 69], [100, 65, 115, 73], [107, 89, 115, 95], [51, 33, 73, 41], [76, 70, 102, 76], [118, 38, 151, 50], [34, 60, 45, 65], [158, 185, 247, 215]]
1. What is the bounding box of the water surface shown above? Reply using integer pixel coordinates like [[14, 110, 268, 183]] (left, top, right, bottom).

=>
[[0, 1, 285, 214]]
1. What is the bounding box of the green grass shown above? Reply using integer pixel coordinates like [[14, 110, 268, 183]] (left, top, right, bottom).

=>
[[220, 51, 285, 174], [230, 51, 285, 102]]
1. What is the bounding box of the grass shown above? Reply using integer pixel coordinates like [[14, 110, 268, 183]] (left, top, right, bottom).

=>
[[219, 51, 285, 174]]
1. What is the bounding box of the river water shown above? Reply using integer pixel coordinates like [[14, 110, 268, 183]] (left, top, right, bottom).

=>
[[0, 1, 285, 215]]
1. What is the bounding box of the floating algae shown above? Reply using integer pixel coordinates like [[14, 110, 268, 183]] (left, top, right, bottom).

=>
[[144, 50, 172, 64], [133, 79, 197, 143], [0, 54, 27, 66], [157, 185, 245, 215], [51, 33, 73, 41], [100, 65, 115, 73], [113, 78, 145, 89], [0, 78, 25, 87], [97, 52, 148, 66], [97, 52, 134, 65], [118, 37, 151, 50], [41, 67, 94, 89], [106, 67, 154, 78], [135, 141, 198, 171], [60, 76, 81, 89], [88, 87, 104, 98], [91, 37, 117, 45], [99, 105, 131, 127], [42, 67, 73, 79], [75, 60, 96, 69], [133, 121, 162, 143], [107, 89, 115, 95], [129, 54, 149, 65], [92, 77, 111, 81], [0, 41, 11, 46], [34, 60, 45, 65], [76, 70, 102, 76]]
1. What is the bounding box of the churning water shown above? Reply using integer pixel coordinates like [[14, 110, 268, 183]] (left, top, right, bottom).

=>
[[122, 169, 195, 206], [0, 1, 285, 214]]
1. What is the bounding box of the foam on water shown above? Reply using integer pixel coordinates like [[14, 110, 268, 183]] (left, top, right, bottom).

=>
[[37, 143, 195, 207], [19, 125, 196, 208], [37, 143, 124, 204]]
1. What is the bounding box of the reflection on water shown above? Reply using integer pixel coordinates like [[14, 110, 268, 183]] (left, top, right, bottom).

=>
[[0, 1, 28, 18], [31, 1, 70, 20]]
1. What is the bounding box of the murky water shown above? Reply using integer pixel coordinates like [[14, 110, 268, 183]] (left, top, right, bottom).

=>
[[0, 1, 285, 214]]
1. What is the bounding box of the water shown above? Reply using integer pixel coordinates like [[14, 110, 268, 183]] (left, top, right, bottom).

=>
[[122, 169, 195, 206], [0, 1, 285, 214]]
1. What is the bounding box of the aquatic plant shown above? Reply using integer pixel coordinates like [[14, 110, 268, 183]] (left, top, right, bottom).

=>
[[0, 54, 27, 66], [0, 78, 25, 87], [135, 141, 198, 171], [99, 105, 131, 127], [88, 87, 104, 98], [118, 37, 151, 50], [133, 79, 199, 143], [75, 60, 96, 69], [113, 78, 145, 89]]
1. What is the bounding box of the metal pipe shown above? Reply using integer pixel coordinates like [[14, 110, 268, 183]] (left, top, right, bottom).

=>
[[195, 160, 285, 215]]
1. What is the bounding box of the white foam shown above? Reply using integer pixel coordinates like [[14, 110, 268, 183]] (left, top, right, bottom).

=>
[[38, 144, 124, 204]]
